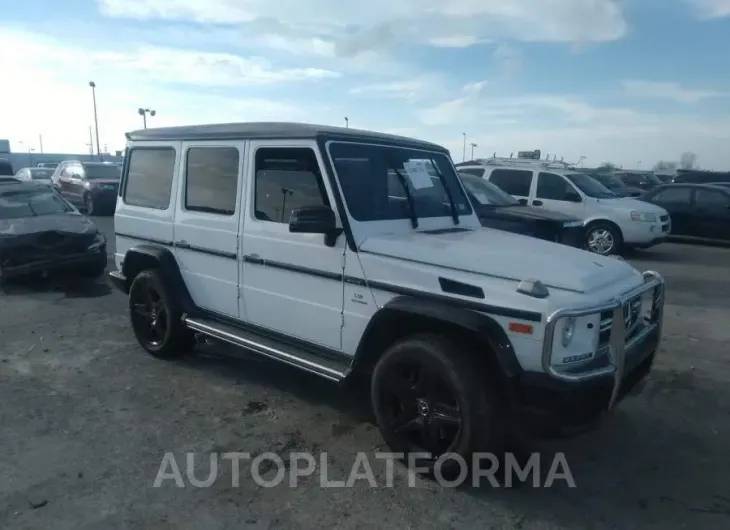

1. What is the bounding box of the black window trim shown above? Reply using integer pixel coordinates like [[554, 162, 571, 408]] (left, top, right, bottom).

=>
[[183, 145, 240, 216], [252, 145, 331, 224], [488, 168, 534, 197], [121, 144, 177, 211]]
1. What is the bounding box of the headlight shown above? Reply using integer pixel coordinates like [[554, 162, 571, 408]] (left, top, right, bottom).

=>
[[561, 317, 576, 347], [88, 233, 106, 250], [630, 211, 657, 222]]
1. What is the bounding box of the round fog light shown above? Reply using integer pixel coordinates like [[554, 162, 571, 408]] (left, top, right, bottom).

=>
[[562, 317, 576, 347]]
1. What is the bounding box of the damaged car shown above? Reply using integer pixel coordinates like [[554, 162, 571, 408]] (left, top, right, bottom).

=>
[[0, 179, 107, 282]]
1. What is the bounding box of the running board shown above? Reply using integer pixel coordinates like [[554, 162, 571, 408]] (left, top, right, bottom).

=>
[[183, 316, 349, 382]]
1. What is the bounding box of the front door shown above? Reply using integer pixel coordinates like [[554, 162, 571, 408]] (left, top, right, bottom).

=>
[[239, 140, 345, 351], [173, 141, 245, 318], [532, 172, 586, 219]]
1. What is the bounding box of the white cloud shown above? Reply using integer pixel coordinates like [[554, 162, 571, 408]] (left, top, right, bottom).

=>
[[493, 44, 523, 76], [621, 80, 729, 103], [98, 0, 629, 51], [684, 0, 730, 18], [349, 81, 428, 101]]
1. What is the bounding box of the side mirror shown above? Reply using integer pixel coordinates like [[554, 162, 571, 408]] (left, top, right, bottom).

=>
[[565, 191, 582, 202], [289, 205, 337, 234]]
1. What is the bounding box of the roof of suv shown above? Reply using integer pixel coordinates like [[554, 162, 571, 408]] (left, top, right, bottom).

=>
[[125, 121, 447, 152]]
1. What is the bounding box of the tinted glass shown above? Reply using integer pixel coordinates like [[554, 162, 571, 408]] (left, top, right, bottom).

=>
[[696, 189, 729, 207], [83, 164, 121, 180], [0, 186, 72, 219], [653, 187, 692, 203], [185, 147, 239, 215], [0, 160, 13, 176], [591, 173, 623, 188], [460, 173, 518, 206], [123, 148, 176, 209], [329, 142, 472, 222], [488, 169, 532, 196], [564, 173, 616, 198], [29, 168, 55, 179], [536, 172, 576, 200], [254, 147, 328, 223]]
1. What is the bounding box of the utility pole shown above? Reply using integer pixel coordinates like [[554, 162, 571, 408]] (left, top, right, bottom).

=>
[[462, 133, 466, 162], [88, 81, 102, 160], [138, 108, 156, 129], [470, 142, 477, 159], [344, 117, 349, 128], [38, 134, 44, 154], [88, 126, 94, 155]]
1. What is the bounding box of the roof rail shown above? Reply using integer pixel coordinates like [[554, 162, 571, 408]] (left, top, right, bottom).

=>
[[473, 157, 577, 170]]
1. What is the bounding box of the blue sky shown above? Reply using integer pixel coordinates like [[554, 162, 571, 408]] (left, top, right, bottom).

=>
[[1, 0, 729, 169]]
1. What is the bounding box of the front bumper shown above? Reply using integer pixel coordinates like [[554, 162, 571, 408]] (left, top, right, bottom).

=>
[[623, 219, 671, 246], [0, 249, 106, 281], [517, 271, 665, 430]]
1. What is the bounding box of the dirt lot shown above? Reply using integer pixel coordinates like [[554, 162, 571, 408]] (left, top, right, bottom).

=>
[[1, 217, 729, 529]]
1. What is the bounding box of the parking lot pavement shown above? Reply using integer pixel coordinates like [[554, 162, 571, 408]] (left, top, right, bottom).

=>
[[2, 219, 730, 529]]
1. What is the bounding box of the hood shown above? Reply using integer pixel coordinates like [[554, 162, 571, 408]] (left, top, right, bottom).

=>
[[0, 213, 99, 250], [359, 228, 642, 294], [476, 204, 579, 223], [591, 196, 667, 215]]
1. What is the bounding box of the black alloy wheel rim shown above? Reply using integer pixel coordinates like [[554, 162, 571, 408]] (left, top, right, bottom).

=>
[[130, 280, 168, 347], [379, 360, 463, 459]]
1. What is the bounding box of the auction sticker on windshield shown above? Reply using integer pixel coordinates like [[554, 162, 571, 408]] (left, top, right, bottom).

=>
[[404, 160, 435, 190]]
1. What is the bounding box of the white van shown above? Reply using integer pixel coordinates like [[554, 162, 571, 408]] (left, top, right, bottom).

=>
[[457, 158, 671, 255]]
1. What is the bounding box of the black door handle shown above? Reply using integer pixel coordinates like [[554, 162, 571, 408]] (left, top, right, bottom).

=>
[[533, 200, 543, 206]]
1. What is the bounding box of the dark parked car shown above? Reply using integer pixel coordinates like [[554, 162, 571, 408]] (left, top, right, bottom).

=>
[[0, 159, 14, 176], [614, 171, 663, 191], [639, 183, 730, 242], [459, 172, 584, 247], [0, 180, 107, 281], [52, 161, 121, 215], [588, 172, 643, 197], [672, 169, 730, 184]]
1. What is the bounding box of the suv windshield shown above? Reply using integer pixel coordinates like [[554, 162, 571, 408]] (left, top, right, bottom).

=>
[[29, 168, 55, 180], [459, 173, 518, 206], [329, 142, 472, 223], [565, 172, 617, 199], [0, 187, 73, 219], [83, 164, 121, 180]]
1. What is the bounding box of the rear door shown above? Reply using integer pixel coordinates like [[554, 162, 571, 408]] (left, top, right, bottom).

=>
[[173, 141, 244, 319], [691, 188, 730, 241], [485, 168, 534, 205]]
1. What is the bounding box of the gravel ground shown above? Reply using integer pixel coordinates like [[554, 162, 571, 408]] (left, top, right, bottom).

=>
[[1, 216, 729, 529]]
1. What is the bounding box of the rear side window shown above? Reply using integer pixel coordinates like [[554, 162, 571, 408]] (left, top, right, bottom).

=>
[[488, 169, 532, 196], [184, 147, 239, 215], [653, 187, 691, 203], [695, 189, 729, 208], [123, 147, 176, 209]]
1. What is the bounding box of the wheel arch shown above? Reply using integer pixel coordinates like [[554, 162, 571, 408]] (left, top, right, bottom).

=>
[[121, 244, 196, 314], [351, 296, 524, 397]]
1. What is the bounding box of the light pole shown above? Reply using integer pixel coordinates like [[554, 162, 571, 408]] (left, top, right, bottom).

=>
[[344, 117, 349, 128], [38, 134, 44, 154], [88, 81, 102, 160], [138, 108, 156, 129], [462, 133, 466, 162], [470, 142, 477, 159]]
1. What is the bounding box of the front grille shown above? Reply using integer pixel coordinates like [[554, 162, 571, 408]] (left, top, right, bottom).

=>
[[599, 295, 642, 346], [660, 215, 669, 222], [1, 233, 94, 267]]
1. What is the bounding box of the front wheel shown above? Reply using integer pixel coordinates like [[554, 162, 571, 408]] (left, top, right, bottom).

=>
[[128, 269, 194, 359], [585, 222, 622, 256], [370, 334, 505, 477]]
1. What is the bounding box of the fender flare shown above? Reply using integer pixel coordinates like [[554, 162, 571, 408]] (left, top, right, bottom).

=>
[[353, 295, 524, 380], [121, 244, 196, 314]]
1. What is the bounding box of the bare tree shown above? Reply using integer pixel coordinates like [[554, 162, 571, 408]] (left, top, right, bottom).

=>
[[679, 152, 698, 170], [654, 160, 677, 172], [596, 162, 618, 172]]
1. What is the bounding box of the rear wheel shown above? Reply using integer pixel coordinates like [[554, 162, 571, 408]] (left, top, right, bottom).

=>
[[371, 334, 505, 477], [128, 269, 194, 359]]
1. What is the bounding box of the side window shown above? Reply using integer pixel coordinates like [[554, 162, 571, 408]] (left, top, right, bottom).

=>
[[654, 187, 691, 203], [458, 167, 485, 177], [184, 147, 239, 215], [488, 169, 532, 196], [536, 172, 573, 200], [123, 147, 176, 209], [695, 189, 729, 208], [254, 147, 329, 223]]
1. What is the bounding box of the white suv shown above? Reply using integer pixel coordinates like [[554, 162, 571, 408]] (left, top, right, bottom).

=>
[[110, 123, 665, 473], [458, 159, 671, 255]]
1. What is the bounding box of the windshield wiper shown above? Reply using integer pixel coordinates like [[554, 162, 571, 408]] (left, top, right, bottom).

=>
[[429, 159, 459, 225], [390, 166, 419, 229]]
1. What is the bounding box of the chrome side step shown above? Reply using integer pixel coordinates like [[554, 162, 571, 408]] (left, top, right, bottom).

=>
[[183, 316, 349, 383]]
